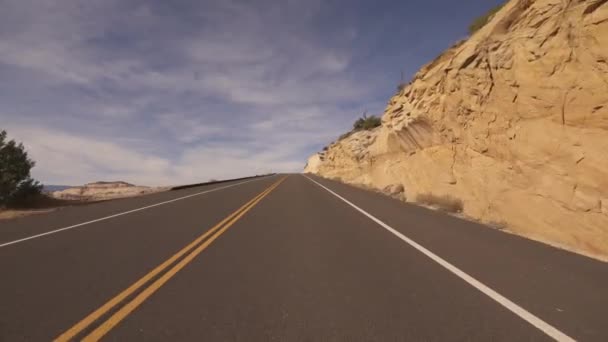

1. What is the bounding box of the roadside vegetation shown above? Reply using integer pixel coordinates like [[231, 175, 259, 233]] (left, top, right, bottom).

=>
[[468, 3, 505, 34], [0, 129, 43, 208], [338, 114, 382, 141], [415, 193, 464, 213], [353, 114, 382, 131]]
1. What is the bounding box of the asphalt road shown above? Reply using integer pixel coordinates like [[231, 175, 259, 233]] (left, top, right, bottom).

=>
[[1, 174, 607, 341]]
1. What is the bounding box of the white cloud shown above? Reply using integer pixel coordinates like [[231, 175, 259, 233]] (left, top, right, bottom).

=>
[[0, 0, 392, 186], [155, 113, 224, 144], [5, 125, 172, 185], [3, 123, 310, 186]]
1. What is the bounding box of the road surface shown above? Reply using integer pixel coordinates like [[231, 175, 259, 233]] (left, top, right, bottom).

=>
[[1, 174, 607, 341]]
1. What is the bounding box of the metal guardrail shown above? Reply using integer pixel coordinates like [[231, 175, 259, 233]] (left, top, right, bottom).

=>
[[169, 174, 277, 191]]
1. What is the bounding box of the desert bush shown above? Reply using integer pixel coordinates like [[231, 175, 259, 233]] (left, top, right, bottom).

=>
[[468, 3, 505, 34], [335, 114, 382, 143], [4, 179, 45, 208], [353, 114, 382, 131], [0, 130, 42, 207], [416, 193, 464, 213]]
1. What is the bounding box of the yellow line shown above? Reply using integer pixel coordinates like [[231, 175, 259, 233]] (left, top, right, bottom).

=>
[[55, 177, 285, 342], [82, 177, 285, 341]]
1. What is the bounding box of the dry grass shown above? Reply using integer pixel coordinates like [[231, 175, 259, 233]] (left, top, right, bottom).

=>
[[468, 3, 505, 34], [0, 194, 87, 221], [416, 193, 464, 213], [0, 208, 55, 220]]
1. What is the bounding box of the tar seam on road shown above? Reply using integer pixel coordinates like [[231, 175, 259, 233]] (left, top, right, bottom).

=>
[[0, 176, 274, 249], [304, 175, 576, 342], [55, 177, 286, 342]]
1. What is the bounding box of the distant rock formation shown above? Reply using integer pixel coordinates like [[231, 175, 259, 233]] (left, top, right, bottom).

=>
[[51, 181, 167, 201], [85, 181, 135, 188], [305, 0, 608, 259]]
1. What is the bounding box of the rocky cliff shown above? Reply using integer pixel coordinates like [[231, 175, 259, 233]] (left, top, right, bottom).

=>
[[305, 0, 608, 259]]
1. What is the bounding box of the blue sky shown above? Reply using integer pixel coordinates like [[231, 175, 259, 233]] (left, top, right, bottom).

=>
[[1, 0, 503, 185]]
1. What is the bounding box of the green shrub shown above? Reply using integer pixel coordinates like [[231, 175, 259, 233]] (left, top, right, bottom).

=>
[[0, 130, 42, 207], [335, 114, 382, 142], [353, 114, 381, 131], [468, 3, 505, 35]]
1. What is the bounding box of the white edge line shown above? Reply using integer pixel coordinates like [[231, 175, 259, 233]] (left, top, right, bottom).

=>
[[304, 175, 575, 342], [0, 176, 274, 249]]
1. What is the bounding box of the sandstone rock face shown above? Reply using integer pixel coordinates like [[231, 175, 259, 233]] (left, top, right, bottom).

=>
[[304, 154, 323, 174], [306, 0, 608, 259], [383, 183, 406, 200]]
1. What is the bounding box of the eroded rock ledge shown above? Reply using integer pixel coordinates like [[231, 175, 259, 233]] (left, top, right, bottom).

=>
[[305, 0, 608, 259]]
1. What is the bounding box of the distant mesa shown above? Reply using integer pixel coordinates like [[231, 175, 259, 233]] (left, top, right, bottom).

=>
[[51, 181, 167, 202], [84, 181, 135, 189], [42, 185, 72, 193]]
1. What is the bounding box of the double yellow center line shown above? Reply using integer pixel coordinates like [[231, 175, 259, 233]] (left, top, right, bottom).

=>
[[55, 177, 286, 342]]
